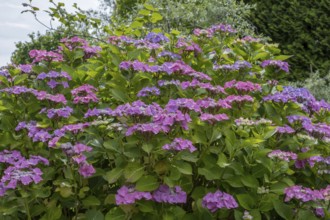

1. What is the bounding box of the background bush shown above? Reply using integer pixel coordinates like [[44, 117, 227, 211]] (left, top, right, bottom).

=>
[[244, 0, 330, 80]]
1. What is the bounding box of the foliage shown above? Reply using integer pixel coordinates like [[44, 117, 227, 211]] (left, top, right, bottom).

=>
[[11, 30, 65, 65], [101, 0, 257, 35], [243, 0, 330, 80], [288, 71, 330, 102], [1, 3, 330, 220]]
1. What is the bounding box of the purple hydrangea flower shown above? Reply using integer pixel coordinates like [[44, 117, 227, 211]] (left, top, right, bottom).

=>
[[78, 163, 95, 177], [152, 185, 187, 204], [71, 84, 98, 104], [137, 86, 161, 97], [200, 113, 229, 124], [115, 186, 152, 205], [284, 185, 324, 202], [29, 49, 63, 63], [224, 80, 261, 92], [18, 64, 33, 73], [276, 125, 295, 134], [268, 150, 298, 162], [202, 190, 238, 212], [162, 138, 197, 152], [144, 32, 169, 43], [261, 60, 289, 73]]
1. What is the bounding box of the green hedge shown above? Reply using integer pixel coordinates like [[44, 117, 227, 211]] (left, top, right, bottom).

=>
[[244, 0, 330, 80]]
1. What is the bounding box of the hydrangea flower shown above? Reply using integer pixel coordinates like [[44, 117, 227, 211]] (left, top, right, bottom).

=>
[[268, 150, 298, 162], [200, 113, 229, 124], [162, 138, 197, 152], [144, 32, 169, 43], [261, 60, 289, 73], [71, 84, 99, 104], [29, 49, 63, 63], [202, 190, 238, 212], [40, 106, 73, 119], [137, 86, 161, 97], [115, 186, 152, 205], [152, 185, 187, 204], [284, 185, 324, 202], [0, 150, 48, 196]]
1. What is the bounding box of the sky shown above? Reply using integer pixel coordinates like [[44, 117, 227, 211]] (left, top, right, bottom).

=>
[[0, 0, 100, 66]]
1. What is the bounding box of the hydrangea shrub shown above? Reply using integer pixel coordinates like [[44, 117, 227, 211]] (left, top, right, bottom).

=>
[[0, 17, 330, 220]]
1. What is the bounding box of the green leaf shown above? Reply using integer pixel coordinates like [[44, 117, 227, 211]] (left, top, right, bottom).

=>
[[135, 175, 159, 191], [110, 88, 130, 102], [236, 194, 256, 210], [14, 74, 28, 85], [138, 9, 150, 16], [151, 12, 163, 23], [82, 196, 101, 206], [253, 52, 269, 60], [273, 55, 293, 61], [143, 4, 156, 11], [85, 210, 104, 220], [173, 161, 192, 175], [217, 153, 229, 168], [240, 175, 259, 188], [131, 21, 143, 28], [273, 200, 294, 220], [124, 163, 145, 183], [105, 208, 126, 220], [296, 210, 319, 220]]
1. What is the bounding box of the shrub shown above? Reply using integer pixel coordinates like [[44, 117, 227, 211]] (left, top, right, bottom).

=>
[[1, 6, 330, 220], [243, 0, 330, 80]]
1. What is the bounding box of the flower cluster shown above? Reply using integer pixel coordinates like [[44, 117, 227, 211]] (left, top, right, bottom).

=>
[[214, 60, 252, 71], [120, 60, 212, 81], [40, 106, 73, 119], [0, 150, 49, 196], [16, 121, 52, 143], [60, 142, 95, 177], [37, 71, 72, 89], [162, 138, 197, 152], [108, 35, 162, 50], [287, 115, 330, 139], [276, 125, 295, 134], [157, 51, 181, 60], [18, 64, 33, 73], [268, 150, 298, 162], [261, 60, 289, 73], [59, 36, 101, 59], [115, 185, 152, 205], [29, 49, 63, 63], [193, 24, 236, 38], [175, 38, 202, 54], [235, 117, 272, 126], [71, 84, 98, 104], [144, 32, 169, 43], [263, 86, 330, 113], [224, 80, 261, 92], [0, 86, 67, 104], [137, 86, 160, 97], [115, 185, 186, 205], [202, 190, 238, 212], [152, 185, 187, 204], [200, 113, 229, 124], [284, 185, 324, 202]]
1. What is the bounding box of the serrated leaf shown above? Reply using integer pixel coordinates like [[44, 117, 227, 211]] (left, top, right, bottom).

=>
[[236, 194, 256, 210], [273, 200, 294, 220], [173, 161, 192, 175]]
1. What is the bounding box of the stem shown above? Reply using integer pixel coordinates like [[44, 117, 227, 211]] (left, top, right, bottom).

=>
[[24, 198, 32, 220]]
